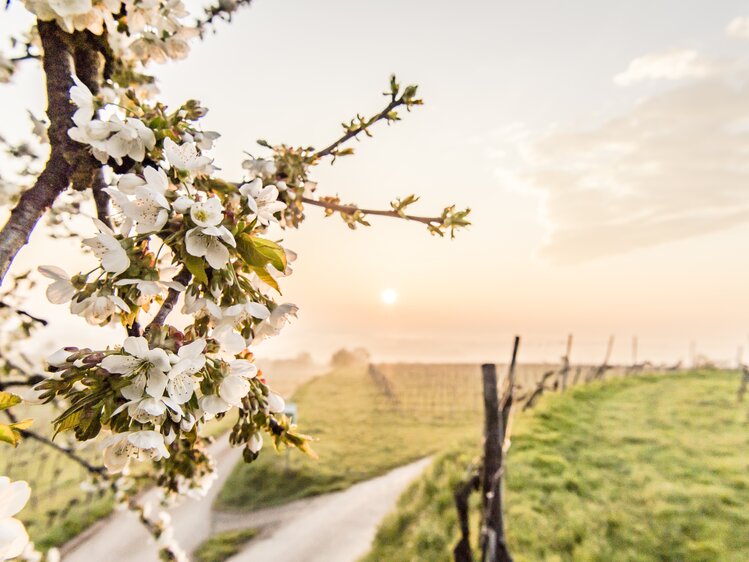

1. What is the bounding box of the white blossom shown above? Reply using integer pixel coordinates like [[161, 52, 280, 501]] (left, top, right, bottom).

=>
[[185, 225, 236, 270], [24, 0, 119, 35], [105, 166, 171, 234], [114, 375, 182, 424], [100, 336, 171, 381], [38, 266, 75, 304], [114, 274, 185, 305], [252, 303, 299, 344], [241, 157, 276, 180], [199, 394, 231, 417], [153, 338, 206, 405], [82, 220, 130, 275], [0, 477, 31, 561], [218, 359, 257, 407], [193, 131, 220, 151], [102, 430, 170, 474], [67, 114, 112, 161], [70, 292, 130, 325], [209, 301, 270, 354], [239, 178, 286, 225], [46, 348, 72, 368], [267, 392, 285, 413], [128, 30, 194, 64], [164, 137, 212, 175], [104, 115, 156, 164], [190, 198, 224, 228], [248, 432, 263, 454], [173, 196, 194, 214], [70, 74, 95, 126]]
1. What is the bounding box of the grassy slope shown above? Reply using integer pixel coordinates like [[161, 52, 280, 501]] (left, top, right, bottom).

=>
[[363, 371, 749, 562], [215, 365, 483, 511]]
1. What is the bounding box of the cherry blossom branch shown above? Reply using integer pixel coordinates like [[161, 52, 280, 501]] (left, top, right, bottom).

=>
[[301, 195, 441, 226]]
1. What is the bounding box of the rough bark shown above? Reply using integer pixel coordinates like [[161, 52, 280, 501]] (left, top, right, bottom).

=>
[[0, 22, 75, 283]]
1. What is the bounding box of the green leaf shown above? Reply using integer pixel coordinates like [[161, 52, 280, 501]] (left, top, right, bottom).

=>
[[184, 254, 209, 285], [251, 237, 287, 272], [0, 419, 31, 447], [236, 235, 287, 272], [0, 424, 18, 446], [75, 409, 102, 441], [0, 391, 21, 411], [55, 410, 83, 436], [250, 266, 280, 293], [11, 418, 33, 431]]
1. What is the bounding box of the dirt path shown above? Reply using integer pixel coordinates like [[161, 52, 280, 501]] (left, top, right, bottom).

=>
[[61, 435, 243, 562], [223, 457, 431, 562]]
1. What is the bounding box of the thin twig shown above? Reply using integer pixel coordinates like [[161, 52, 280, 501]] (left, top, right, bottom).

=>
[[312, 96, 409, 161]]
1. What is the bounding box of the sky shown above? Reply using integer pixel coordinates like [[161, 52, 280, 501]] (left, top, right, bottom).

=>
[[2, 0, 749, 366]]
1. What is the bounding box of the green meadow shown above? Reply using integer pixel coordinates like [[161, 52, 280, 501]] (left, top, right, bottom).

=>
[[363, 371, 749, 562]]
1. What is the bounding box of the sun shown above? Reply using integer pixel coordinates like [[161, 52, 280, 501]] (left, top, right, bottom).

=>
[[380, 288, 398, 305]]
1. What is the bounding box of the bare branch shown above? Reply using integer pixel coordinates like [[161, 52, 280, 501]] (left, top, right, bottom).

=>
[[145, 268, 191, 331], [92, 168, 111, 227], [0, 301, 48, 325], [301, 195, 441, 226], [0, 375, 45, 389], [3, 409, 106, 476]]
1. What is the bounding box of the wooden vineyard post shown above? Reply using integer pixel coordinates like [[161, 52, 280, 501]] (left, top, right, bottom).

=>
[[453, 337, 520, 562], [738, 365, 749, 403], [502, 336, 520, 442], [479, 336, 519, 562], [559, 334, 573, 391], [591, 334, 615, 381]]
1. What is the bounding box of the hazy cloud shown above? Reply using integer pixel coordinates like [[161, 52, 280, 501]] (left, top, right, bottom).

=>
[[510, 52, 749, 263], [613, 49, 713, 86], [726, 16, 749, 38]]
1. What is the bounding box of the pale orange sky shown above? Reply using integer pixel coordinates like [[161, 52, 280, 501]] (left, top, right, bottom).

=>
[[2, 1, 749, 366]]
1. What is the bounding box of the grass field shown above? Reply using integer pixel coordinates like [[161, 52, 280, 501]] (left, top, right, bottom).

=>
[[215, 364, 485, 511], [1, 405, 114, 551], [363, 370, 749, 562], [194, 528, 259, 562]]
